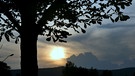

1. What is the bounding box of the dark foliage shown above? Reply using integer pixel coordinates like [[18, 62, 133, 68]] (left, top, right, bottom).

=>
[[0, 61, 12, 76], [101, 70, 112, 76], [62, 61, 99, 76], [63, 61, 126, 76], [0, 0, 132, 42]]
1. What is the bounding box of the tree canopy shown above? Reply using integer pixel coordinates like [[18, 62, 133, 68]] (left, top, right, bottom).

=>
[[0, 0, 132, 43]]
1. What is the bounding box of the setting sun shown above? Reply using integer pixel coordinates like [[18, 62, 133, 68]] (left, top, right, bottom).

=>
[[50, 47, 65, 60]]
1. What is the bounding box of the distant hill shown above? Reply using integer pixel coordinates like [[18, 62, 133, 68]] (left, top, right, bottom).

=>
[[10, 67, 135, 76], [112, 67, 135, 76], [38, 67, 64, 76], [10, 66, 64, 76]]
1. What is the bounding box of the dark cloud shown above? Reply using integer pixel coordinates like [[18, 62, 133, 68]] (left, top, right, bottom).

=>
[[67, 52, 135, 70], [98, 23, 135, 29], [65, 16, 135, 69], [67, 52, 118, 70]]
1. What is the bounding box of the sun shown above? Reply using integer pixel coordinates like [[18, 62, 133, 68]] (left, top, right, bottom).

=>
[[50, 47, 65, 60]]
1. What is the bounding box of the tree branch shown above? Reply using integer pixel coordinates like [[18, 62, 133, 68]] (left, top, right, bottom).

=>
[[4, 11, 21, 33], [37, 0, 65, 26], [0, 16, 17, 31]]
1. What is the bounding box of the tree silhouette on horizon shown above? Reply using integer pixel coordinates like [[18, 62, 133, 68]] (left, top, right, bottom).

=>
[[0, 0, 132, 76], [0, 61, 12, 76], [101, 70, 112, 76], [62, 61, 99, 76]]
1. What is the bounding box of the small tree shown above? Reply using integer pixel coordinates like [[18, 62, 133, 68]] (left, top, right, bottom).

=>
[[0, 61, 12, 76], [101, 70, 112, 76], [62, 61, 76, 76], [89, 68, 99, 76], [0, 0, 132, 76], [62, 61, 89, 76]]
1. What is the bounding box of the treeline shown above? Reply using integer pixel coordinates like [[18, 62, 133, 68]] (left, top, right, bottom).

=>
[[1, 61, 135, 76], [62, 61, 134, 76]]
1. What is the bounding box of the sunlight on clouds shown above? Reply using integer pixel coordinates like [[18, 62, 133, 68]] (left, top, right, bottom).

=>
[[37, 41, 70, 68]]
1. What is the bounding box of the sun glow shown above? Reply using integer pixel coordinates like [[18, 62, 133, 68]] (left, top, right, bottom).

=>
[[50, 47, 65, 60]]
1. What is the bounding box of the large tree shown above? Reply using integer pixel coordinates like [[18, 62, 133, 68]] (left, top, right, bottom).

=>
[[0, 0, 132, 76]]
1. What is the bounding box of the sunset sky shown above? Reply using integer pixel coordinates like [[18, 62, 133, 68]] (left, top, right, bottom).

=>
[[0, 1, 135, 70]]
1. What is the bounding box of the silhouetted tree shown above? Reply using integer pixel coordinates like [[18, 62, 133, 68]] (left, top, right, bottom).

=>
[[0, 61, 12, 76], [63, 61, 89, 76], [63, 61, 99, 76], [65, 61, 76, 68], [89, 68, 99, 76], [0, 0, 132, 76], [62, 61, 77, 76], [101, 70, 112, 76]]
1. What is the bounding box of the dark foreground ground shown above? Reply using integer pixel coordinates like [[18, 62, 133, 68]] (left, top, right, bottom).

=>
[[11, 67, 135, 76]]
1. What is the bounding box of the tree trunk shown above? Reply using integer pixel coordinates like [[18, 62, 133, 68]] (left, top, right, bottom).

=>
[[19, 1, 38, 76], [15, 0, 40, 76], [20, 17, 38, 76], [20, 32, 38, 76], [20, 10, 38, 76]]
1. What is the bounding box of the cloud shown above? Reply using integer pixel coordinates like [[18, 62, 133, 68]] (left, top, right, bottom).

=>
[[65, 16, 135, 69], [67, 52, 118, 70], [123, 0, 135, 16], [67, 52, 135, 70]]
